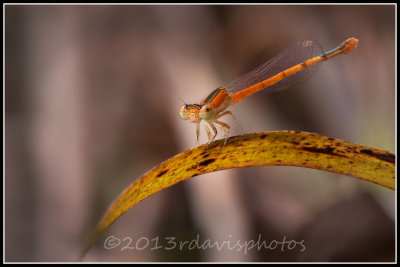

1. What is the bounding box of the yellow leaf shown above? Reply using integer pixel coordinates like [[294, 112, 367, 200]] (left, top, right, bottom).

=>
[[80, 131, 395, 259]]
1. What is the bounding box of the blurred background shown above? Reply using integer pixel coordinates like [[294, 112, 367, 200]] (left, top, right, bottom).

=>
[[5, 4, 395, 262]]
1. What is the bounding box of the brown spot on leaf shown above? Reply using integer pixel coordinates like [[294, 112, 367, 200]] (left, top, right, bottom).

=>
[[360, 149, 395, 164], [302, 146, 347, 158], [156, 169, 169, 178], [198, 158, 216, 166]]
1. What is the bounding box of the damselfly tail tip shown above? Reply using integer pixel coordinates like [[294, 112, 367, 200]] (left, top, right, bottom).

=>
[[343, 37, 359, 54]]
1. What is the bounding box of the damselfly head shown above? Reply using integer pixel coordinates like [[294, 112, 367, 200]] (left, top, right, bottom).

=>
[[199, 104, 216, 120], [179, 104, 202, 122]]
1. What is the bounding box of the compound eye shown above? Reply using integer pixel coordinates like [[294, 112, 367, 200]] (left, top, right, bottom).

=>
[[179, 105, 189, 120], [199, 104, 216, 120]]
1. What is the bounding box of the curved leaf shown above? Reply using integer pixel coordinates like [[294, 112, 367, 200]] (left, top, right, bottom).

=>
[[80, 131, 395, 259]]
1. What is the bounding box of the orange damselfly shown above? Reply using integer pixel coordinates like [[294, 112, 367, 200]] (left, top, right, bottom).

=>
[[179, 37, 358, 146]]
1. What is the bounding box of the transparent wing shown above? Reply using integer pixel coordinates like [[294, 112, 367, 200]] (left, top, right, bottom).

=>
[[225, 40, 324, 94]]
